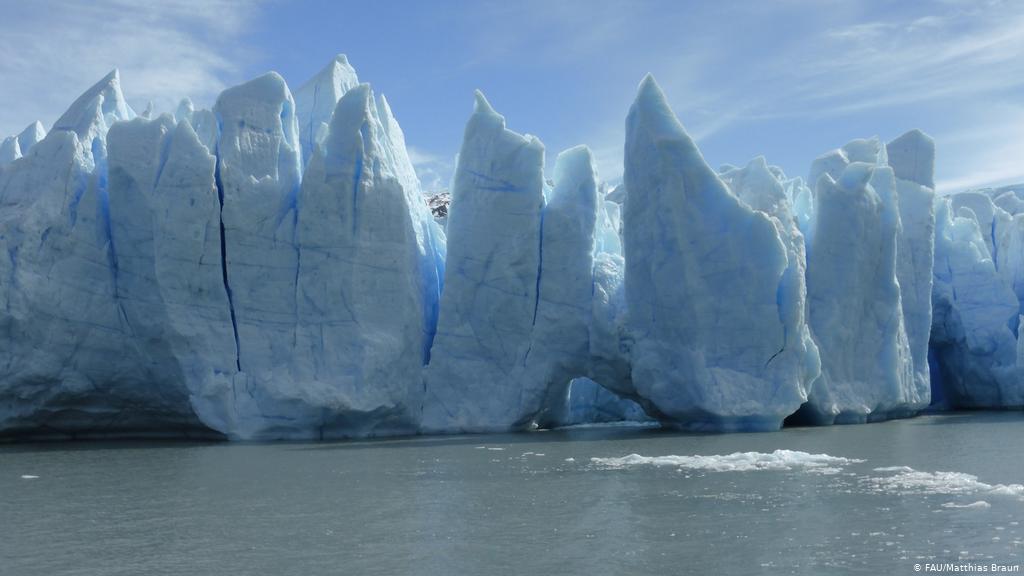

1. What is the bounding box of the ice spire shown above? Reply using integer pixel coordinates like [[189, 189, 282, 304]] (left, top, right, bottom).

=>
[[623, 74, 818, 431], [0, 136, 20, 165], [887, 129, 935, 190], [422, 89, 546, 433], [294, 54, 360, 163], [51, 69, 136, 166], [16, 121, 46, 154]]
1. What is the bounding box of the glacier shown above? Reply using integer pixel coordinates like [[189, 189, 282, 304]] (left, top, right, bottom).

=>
[[1, 55, 1022, 440], [622, 76, 819, 431], [799, 140, 922, 423]]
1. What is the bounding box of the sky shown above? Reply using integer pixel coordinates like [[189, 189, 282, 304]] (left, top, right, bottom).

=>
[[0, 0, 1022, 194]]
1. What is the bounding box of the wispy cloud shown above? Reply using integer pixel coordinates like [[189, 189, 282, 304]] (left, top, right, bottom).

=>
[[934, 104, 1024, 193], [408, 146, 454, 193], [756, 1, 1024, 117], [2, 0, 1015, 196], [0, 0, 267, 136]]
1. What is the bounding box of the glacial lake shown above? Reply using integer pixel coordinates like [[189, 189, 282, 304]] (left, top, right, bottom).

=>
[[2, 412, 1023, 575]]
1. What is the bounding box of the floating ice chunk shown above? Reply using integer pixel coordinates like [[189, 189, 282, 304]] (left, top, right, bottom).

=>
[[591, 450, 864, 473], [867, 466, 1024, 498], [874, 466, 915, 473], [940, 501, 990, 509]]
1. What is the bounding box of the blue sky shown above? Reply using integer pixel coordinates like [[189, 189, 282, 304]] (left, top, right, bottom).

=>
[[1, 0, 1022, 193]]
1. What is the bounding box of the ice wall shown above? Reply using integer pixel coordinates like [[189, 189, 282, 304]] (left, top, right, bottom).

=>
[[421, 92, 547, 432], [2, 61, 1019, 440], [0, 72, 205, 437], [622, 76, 818, 431]]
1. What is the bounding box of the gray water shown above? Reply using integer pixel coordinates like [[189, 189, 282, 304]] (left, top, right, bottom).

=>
[[2, 413, 1023, 576]]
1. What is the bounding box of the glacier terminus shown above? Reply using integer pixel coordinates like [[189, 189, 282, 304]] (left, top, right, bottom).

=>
[[1, 56, 1022, 440]]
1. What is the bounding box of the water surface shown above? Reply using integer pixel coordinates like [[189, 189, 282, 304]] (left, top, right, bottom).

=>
[[2, 413, 1022, 575]]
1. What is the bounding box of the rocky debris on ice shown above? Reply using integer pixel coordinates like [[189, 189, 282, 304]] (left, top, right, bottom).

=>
[[426, 190, 451, 227]]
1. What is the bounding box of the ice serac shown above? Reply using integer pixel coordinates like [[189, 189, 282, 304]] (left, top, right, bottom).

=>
[[596, 192, 622, 255], [886, 130, 936, 402], [719, 156, 822, 408], [294, 54, 359, 164], [886, 129, 934, 191], [947, 191, 1024, 324], [291, 82, 443, 437], [587, 252, 631, 396], [994, 210, 1024, 316], [175, 98, 194, 123], [950, 191, 1009, 263], [213, 72, 305, 438], [16, 121, 47, 155], [992, 188, 1024, 216], [0, 76, 203, 437], [173, 97, 217, 152], [374, 91, 448, 310], [524, 146, 603, 424], [802, 159, 920, 423], [930, 196, 1023, 408], [51, 69, 135, 168], [105, 116, 241, 433], [0, 137, 20, 165], [622, 75, 817, 431], [422, 91, 546, 433], [935, 179, 1024, 408]]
